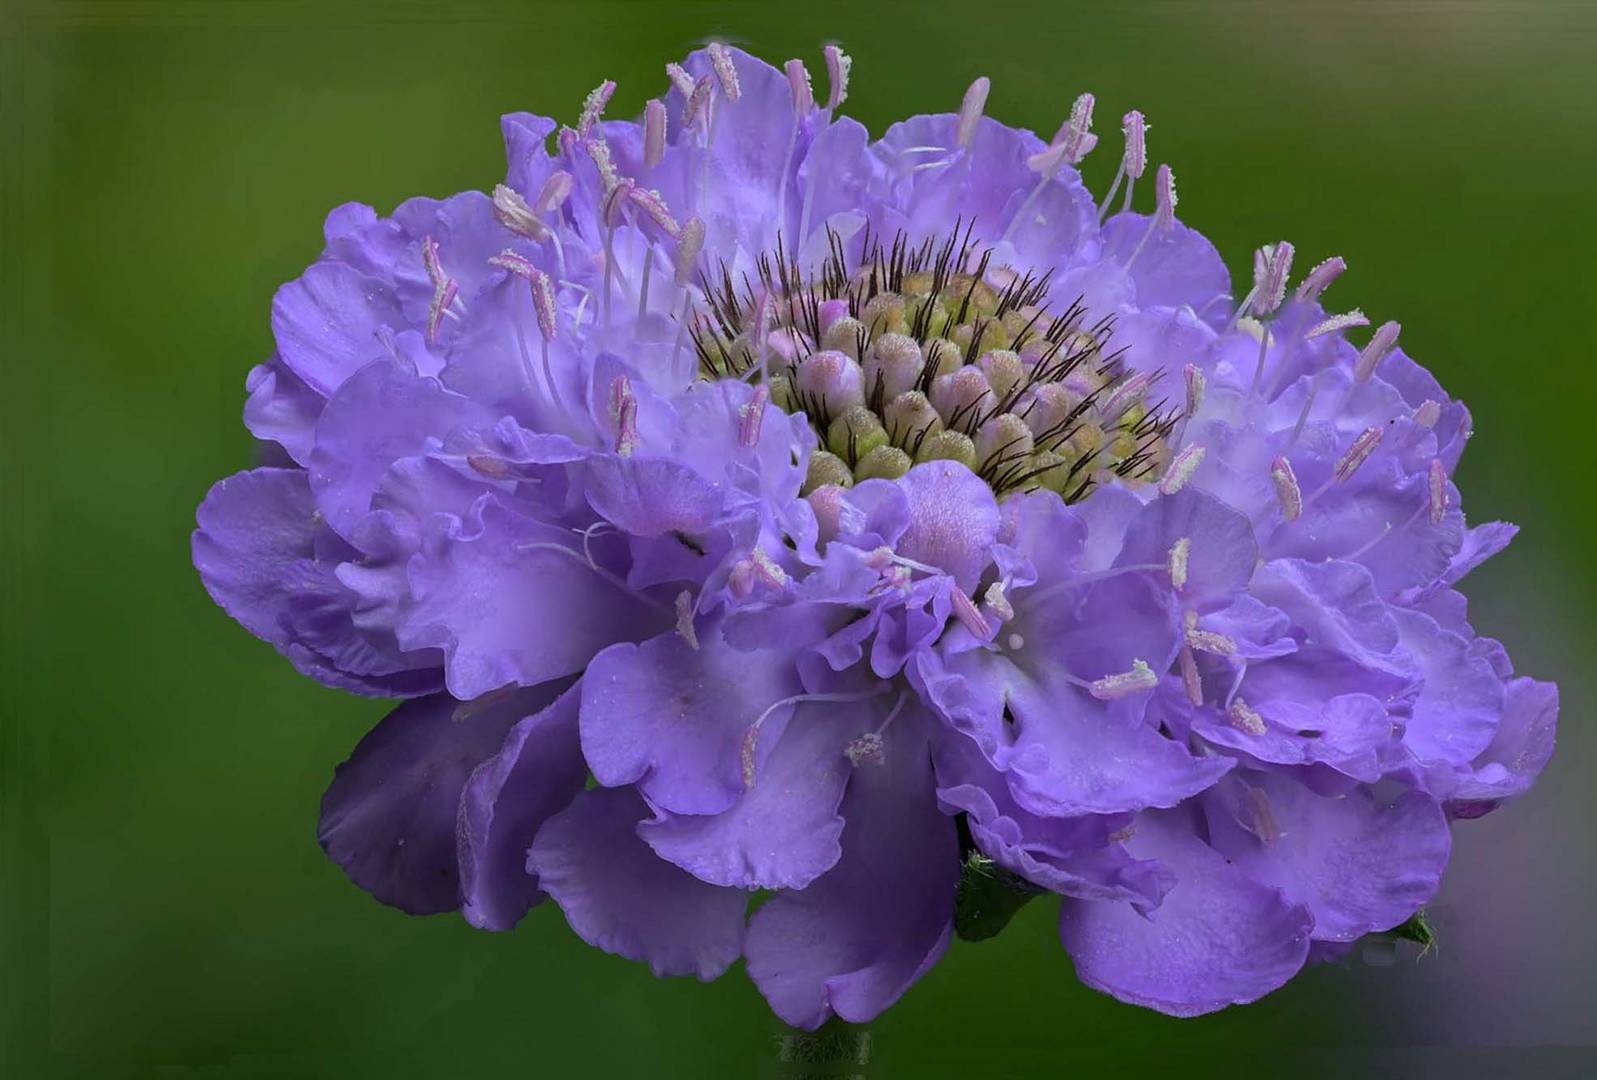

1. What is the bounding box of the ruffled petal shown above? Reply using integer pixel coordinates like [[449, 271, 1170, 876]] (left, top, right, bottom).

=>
[[527, 786, 748, 979]]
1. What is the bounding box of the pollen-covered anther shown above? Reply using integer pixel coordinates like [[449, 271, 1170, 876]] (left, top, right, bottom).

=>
[[674, 590, 700, 650], [1295, 255, 1346, 302], [1271, 455, 1302, 521], [1089, 659, 1158, 701], [983, 581, 1015, 622], [628, 187, 680, 236], [951, 586, 994, 639], [1184, 610, 1237, 655], [492, 183, 551, 242], [1354, 320, 1401, 383], [577, 79, 616, 138], [426, 277, 458, 346], [684, 75, 714, 131], [665, 62, 694, 99], [1179, 646, 1203, 705], [1154, 164, 1177, 230], [1307, 309, 1369, 339], [643, 99, 667, 169], [488, 248, 535, 278], [609, 374, 639, 457], [1122, 109, 1147, 178], [1158, 444, 1205, 495], [1428, 458, 1449, 524], [750, 548, 788, 587], [956, 77, 990, 150], [1229, 698, 1267, 736], [1254, 242, 1295, 317], [1184, 363, 1205, 417], [674, 217, 706, 287], [845, 731, 885, 767], [1168, 537, 1191, 590], [707, 42, 741, 101], [1055, 92, 1097, 164], [585, 137, 621, 195], [529, 268, 559, 342], [785, 59, 814, 116], [1414, 399, 1442, 428], [739, 385, 770, 448], [1334, 426, 1384, 482], [824, 45, 852, 109]]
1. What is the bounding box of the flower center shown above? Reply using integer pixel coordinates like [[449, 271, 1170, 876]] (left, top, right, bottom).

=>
[[689, 225, 1176, 501]]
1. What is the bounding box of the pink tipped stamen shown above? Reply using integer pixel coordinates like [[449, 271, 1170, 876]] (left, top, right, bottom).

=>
[[684, 74, 714, 131], [643, 99, 667, 169], [1354, 320, 1402, 383], [1428, 458, 1448, 524], [751, 548, 788, 587], [488, 249, 536, 278], [1307, 309, 1369, 339], [609, 374, 639, 457], [785, 58, 815, 116], [577, 79, 616, 139], [1123, 109, 1147, 179], [492, 184, 550, 242], [1158, 444, 1205, 495], [535, 171, 574, 215], [1255, 242, 1295, 317], [824, 45, 851, 110], [421, 235, 444, 286], [1184, 363, 1205, 418], [1334, 426, 1384, 482], [1168, 537, 1191, 590], [585, 137, 621, 196], [956, 76, 991, 150], [600, 176, 635, 226], [1154, 163, 1177, 230], [1271, 455, 1303, 521], [628, 186, 680, 236], [1057, 91, 1096, 164], [426, 277, 458, 345], [951, 586, 994, 640], [1295, 255, 1346, 302], [739, 385, 770, 448], [1089, 659, 1158, 701], [530, 268, 558, 342], [665, 62, 694, 98], [707, 42, 741, 101], [1414, 399, 1442, 428]]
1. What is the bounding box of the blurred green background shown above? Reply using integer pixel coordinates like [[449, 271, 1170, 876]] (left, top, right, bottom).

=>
[[2, 1, 1593, 1076]]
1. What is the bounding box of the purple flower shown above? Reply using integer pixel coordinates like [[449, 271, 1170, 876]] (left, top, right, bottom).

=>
[[194, 43, 1557, 1028]]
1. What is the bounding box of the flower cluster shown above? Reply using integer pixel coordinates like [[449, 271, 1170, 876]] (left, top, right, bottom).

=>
[[194, 43, 1557, 1027]]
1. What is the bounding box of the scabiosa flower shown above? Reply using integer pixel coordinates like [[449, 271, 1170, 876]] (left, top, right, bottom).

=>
[[193, 42, 1557, 1031]]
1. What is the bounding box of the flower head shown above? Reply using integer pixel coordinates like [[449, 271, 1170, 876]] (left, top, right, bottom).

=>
[[194, 43, 1557, 1028]]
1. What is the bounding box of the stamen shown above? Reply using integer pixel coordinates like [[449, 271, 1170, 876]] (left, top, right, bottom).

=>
[[1089, 659, 1158, 701], [1153, 163, 1177, 230], [1185, 610, 1237, 655], [1168, 537, 1191, 590], [845, 731, 885, 766], [530, 268, 559, 342], [601, 176, 635, 226], [1122, 109, 1147, 179], [1413, 399, 1442, 428], [1306, 309, 1369, 339], [426, 277, 457, 346], [1244, 783, 1282, 843], [577, 79, 616, 138], [1229, 697, 1267, 735], [824, 45, 852, 110], [684, 75, 714, 131], [1271, 455, 1302, 521], [643, 99, 667, 169], [492, 184, 550, 242], [1158, 444, 1205, 495], [785, 58, 815, 116], [1179, 645, 1203, 705], [951, 585, 994, 639], [422, 235, 444, 285], [534, 171, 574, 215], [1334, 426, 1383, 482], [488, 248, 535, 278], [585, 137, 621, 195], [609, 374, 639, 457], [1254, 242, 1295, 317], [956, 76, 991, 150], [674, 590, 700, 650], [627, 186, 680, 236], [739, 385, 770, 448], [740, 687, 890, 788], [666, 62, 694, 99], [983, 581, 1015, 621], [1294, 255, 1346, 302], [1184, 363, 1205, 417], [1428, 458, 1448, 524], [751, 547, 788, 587], [1055, 91, 1096, 164], [674, 216, 705, 286], [1353, 320, 1401, 383], [707, 42, 741, 101]]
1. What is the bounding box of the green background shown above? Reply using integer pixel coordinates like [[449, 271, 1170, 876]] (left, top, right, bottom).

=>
[[3, 1, 1594, 1076]]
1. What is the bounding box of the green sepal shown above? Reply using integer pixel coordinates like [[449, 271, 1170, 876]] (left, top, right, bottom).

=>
[[1386, 909, 1438, 957], [954, 852, 1044, 942]]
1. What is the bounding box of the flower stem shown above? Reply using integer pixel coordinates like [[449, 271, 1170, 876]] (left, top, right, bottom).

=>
[[774, 1019, 873, 1077]]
